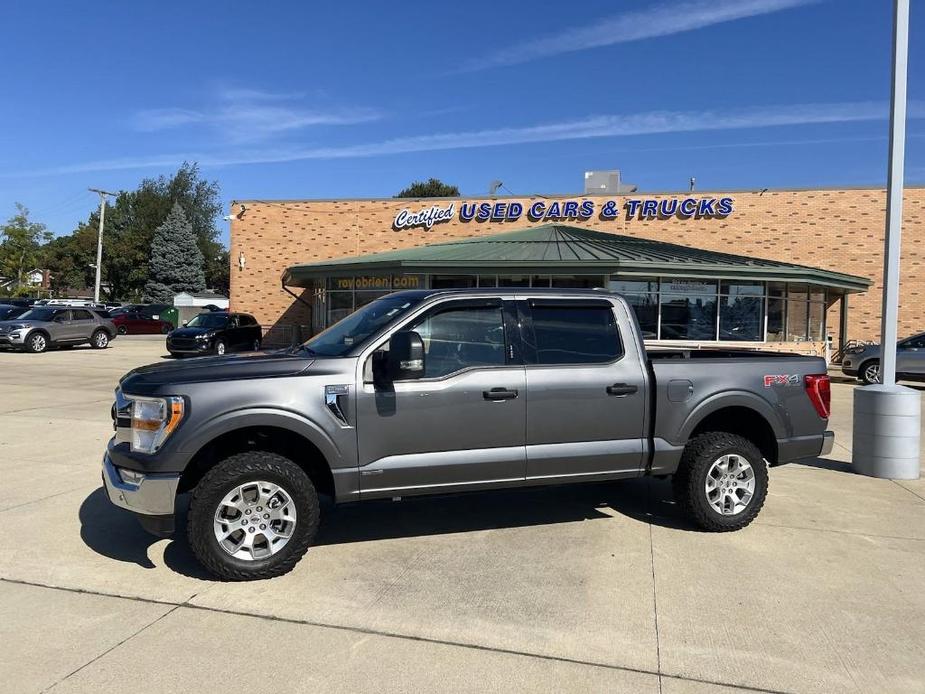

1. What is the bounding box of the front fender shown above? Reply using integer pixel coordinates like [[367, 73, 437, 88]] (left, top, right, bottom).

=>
[[175, 407, 346, 470]]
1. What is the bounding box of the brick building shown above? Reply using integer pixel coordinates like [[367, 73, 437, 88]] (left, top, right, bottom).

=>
[[229, 183, 925, 353]]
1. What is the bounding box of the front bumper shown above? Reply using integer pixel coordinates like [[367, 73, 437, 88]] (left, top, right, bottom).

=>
[[166, 340, 212, 354], [102, 454, 180, 536], [0, 332, 27, 346]]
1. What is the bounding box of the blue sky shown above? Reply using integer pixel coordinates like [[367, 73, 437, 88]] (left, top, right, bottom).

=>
[[0, 0, 922, 245]]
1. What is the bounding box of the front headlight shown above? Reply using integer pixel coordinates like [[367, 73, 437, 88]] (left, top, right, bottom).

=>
[[195, 333, 211, 340], [131, 395, 185, 453]]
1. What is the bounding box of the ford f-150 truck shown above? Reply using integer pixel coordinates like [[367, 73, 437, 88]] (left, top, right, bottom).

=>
[[102, 289, 834, 580]]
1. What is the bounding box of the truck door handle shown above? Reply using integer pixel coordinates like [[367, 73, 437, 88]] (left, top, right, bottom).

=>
[[606, 383, 638, 397], [483, 387, 518, 401]]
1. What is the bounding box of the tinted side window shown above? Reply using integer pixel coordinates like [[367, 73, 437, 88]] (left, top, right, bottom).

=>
[[530, 305, 622, 365], [412, 305, 506, 378], [241, 315, 258, 326], [72, 309, 92, 320]]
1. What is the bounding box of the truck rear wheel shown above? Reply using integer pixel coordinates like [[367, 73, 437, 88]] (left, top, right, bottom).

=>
[[672, 432, 768, 532], [188, 451, 319, 580]]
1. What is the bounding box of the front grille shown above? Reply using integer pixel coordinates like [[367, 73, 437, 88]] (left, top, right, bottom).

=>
[[169, 338, 200, 349]]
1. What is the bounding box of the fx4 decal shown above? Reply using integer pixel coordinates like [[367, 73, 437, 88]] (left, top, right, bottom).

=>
[[764, 374, 801, 387]]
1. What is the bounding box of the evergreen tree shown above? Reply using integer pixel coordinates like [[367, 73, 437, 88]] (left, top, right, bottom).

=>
[[144, 203, 205, 303]]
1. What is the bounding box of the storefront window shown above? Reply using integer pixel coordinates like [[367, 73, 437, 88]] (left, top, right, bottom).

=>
[[719, 295, 763, 341], [431, 275, 476, 289], [312, 272, 829, 342], [808, 301, 825, 341], [767, 299, 785, 342], [326, 291, 354, 326], [551, 276, 602, 288], [786, 299, 809, 341], [609, 278, 658, 338], [659, 280, 717, 340], [721, 281, 764, 297]]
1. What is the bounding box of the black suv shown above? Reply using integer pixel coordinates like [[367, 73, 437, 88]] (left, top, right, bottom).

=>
[[166, 311, 262, 357]]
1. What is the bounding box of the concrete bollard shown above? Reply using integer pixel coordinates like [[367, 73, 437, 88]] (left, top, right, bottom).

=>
[[852, 384, 921, 479]]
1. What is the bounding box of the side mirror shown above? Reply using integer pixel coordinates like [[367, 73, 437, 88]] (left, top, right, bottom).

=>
[[387, 331, 425, 381], [182, 320, 188, 327]]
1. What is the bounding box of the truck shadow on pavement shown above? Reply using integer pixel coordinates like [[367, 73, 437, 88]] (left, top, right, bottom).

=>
[[78, 478, 695, 579], [78, 488, 213, 579]]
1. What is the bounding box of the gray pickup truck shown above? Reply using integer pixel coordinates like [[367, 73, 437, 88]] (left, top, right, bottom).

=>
[[102, 289, 834, 580]]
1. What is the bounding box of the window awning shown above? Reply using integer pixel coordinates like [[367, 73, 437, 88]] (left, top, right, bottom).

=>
[[282, 224, 871, 293]]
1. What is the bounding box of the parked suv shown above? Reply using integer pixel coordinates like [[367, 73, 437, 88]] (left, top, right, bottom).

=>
[[104, 289, 833, 580], [0, 306, 117, 352], [166, 311, 261, 357], [842, 332, 925, 384]]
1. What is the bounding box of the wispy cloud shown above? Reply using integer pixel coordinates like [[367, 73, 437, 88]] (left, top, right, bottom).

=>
[[461, 0, 817, 71], [19, 100, 922, 177], [132, 87, 382, 142]]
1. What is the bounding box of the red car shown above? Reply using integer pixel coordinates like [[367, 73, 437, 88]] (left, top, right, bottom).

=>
[[111, 311, 173, 335]]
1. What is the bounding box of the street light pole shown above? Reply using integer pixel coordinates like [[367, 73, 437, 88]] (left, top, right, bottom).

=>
[[88, 188, 117, 304], [852, 0, 920, 480]]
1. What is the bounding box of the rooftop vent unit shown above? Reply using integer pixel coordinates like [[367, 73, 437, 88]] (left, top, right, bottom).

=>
[[584, 170, 638, 195]]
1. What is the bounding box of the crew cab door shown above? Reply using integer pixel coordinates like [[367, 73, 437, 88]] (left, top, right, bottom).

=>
[[520, 298, 648, 480], [355, 298, 526, 497]]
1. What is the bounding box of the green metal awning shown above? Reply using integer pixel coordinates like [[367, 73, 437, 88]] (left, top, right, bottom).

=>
[[282, 224, 871, 292]]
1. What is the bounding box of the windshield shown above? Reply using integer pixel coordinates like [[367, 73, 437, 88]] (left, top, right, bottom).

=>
[[187, 313, 229, 329], [301, 295, 424, 357], [0, 306, 24, 320], [16, 308, 60, 322]]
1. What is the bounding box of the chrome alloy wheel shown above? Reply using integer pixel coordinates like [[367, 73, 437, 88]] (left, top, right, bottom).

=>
[[30, 333, 47, 352], [863, 362, 881, 384], [213, 481, 298, 560], [705, 454, 756, 516], [95, 331, 109, 348], [216, 341, 226, 355]]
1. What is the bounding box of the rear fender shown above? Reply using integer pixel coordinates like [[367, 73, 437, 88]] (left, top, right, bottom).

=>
[[677, 390, 786, 444]]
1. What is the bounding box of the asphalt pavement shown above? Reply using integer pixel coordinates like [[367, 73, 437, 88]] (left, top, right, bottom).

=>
[[0, 336, 923, 693]]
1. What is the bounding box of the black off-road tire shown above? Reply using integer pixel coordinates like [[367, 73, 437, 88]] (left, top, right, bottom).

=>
[[188, 452, 319, 581], [90, 329, 110, 349], [672, 432, 768, 532]]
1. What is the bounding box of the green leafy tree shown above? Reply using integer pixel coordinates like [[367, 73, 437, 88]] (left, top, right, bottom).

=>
[[205, 246, 230, 296], [395, 178, 460, 198], [144, 203, 205, 303], [0, 204, 53, 290], [44, 162, 226, 301], [42, 229, 96, 295]]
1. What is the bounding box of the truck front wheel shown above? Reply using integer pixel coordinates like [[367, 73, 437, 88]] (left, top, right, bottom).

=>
[[188, 451, 320, 580], [672, 432, 768, 532]]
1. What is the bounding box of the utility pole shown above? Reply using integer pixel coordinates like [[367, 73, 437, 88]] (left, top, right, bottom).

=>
[[852, 0, 920, 480], [88, 188, 117, 304]]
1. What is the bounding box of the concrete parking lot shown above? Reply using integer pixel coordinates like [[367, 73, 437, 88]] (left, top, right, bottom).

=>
[[0, 337, 923, 693]]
